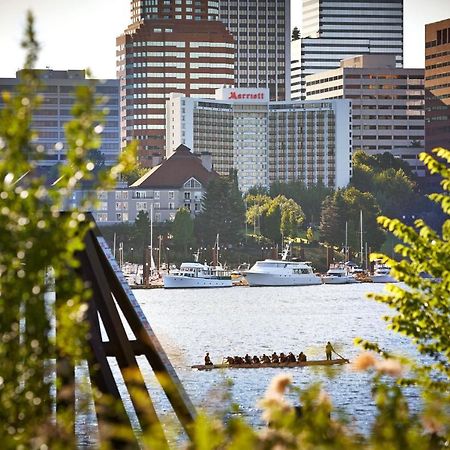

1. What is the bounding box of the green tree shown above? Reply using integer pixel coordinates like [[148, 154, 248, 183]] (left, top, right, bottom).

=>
[[196, 171, 245, 245], [320, 187, 384, 251], [360, 147, 450, 388], [122, 162, 148, 185], [270, 181, 332, 226], [245, 194, 304, 243], [171, 207, 195, 257], [0, 14, 136, 446]]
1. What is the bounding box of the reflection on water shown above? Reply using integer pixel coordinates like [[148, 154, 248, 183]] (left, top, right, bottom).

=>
[[131, 284, 418, 434]]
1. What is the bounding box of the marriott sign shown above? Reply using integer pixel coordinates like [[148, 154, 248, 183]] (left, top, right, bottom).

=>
[[216, 87, 269, 103]]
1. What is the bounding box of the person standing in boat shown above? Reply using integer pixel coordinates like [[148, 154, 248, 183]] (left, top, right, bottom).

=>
[[325, 342, 334, 360], [205, 352, 213, 366]]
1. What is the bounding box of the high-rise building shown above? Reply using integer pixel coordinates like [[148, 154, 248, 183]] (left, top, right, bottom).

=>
[[117, 0, 234, 166], [166, 88, 351, 192], [425, 18, 450, 153], [292, 0, 404, 100], [305, 55, 425, 175], [219, 0, 290, 101], [0, 69, 120, 167]]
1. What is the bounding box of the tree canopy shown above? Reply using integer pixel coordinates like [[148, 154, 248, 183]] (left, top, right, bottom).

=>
[[195, 170, 245, 246]]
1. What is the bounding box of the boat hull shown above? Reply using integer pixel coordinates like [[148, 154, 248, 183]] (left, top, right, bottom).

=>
[[163, 275, 232, 289], [322, 276, 358, 284], [370, 275, 397, 283], [245, 272, 322, 287], [192, 358, 349, 370]]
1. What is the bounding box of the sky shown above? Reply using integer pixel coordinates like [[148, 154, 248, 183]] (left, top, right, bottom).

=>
[[0, 0, 448, 79]]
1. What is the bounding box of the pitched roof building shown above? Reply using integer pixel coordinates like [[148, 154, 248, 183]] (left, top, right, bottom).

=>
[[131, 144, 217, 189], [70, 145, 218, 224]]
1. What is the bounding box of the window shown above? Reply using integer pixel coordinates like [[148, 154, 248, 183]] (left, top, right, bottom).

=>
[[168, 202, 175, 210], [154, 202, 160, 209], [154, 191, 160, 199], [136, 202, 148, 211], [184, 192, 191, 200], [168, 191, 175, 200]]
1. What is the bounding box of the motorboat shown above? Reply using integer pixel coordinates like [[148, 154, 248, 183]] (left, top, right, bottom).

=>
[[322, 264, 358, 284], [163, 262, 233, 288], [244, 259, 321, 287], [370, 263, 397, 283]]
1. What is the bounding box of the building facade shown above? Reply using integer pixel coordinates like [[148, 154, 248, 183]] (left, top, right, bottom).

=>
[[305, 55, 425, 174], [166, 88, 351, 192], [219, 0, 290, 101], [70, 145, 217, 224], [292, 0, 404, 100], [117, 1, 235, 166], [0, 70, 120, 167], [425, 18, 450, 152]]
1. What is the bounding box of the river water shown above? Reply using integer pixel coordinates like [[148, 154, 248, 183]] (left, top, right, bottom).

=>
[[127, 283, 418, 437]]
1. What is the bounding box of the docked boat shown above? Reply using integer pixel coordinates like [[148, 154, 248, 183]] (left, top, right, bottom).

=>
[[163, 262, 233, 289], [244, 259, 322, 287], [370, 263, 397, 283], [192, 358, 350, 371], [322, 264, 358, 284]]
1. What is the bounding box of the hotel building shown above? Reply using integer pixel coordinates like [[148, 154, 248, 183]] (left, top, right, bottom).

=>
[[219, 0, 291, 101], [292, 0, 404, 100], [166, 88, 351, 192], [425, 18, 450, 153], [0, 69, 120, 167], [117, 0, 234, 166], [305, 55, 425, 174]]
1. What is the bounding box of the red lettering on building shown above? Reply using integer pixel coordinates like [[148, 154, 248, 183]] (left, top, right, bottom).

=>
[[228, 91, 265, 100]]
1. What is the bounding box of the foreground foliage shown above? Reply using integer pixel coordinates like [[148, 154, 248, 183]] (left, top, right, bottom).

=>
[[0, 14, 135, 447], [1, 14, 449, 449]]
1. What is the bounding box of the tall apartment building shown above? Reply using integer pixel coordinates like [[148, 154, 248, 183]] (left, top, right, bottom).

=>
[[0, 69, 120, 167], [166, 88, 351, 192], [219, 0, 290, 101], [306, 55, 425, 175], [425, 18, 450, 153], [117, 0, 234, 166], [292, 0, 403, 100]]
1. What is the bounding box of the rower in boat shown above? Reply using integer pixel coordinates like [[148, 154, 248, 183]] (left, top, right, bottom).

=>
[[288, 352, 296, 362], [204, 352, 213, 366], [298, 352, 307, 362], [253, 355, 260, 364], [271, 352, 279, 363], [244, 353, 252, 364], [262, 354, 271, 364]]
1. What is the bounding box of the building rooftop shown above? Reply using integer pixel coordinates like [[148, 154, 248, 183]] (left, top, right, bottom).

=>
[[131, 144, 217, 189]]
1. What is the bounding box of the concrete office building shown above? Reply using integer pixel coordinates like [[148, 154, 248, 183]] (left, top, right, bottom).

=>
[[425, 18, 450, 153], [0, 69, 120, 167], [117, 0, 234, 166], [305, 55, 425, 174], [219, 0, 290, 101], [166, 88, 351, 192], [292, 0, 403, 100]]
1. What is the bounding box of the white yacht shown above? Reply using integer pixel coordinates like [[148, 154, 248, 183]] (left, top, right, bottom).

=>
[[163, 262, 233, 289], [244, 259, 321, 287], [322, 264, 358, 284], [370, 263, 397, 283]]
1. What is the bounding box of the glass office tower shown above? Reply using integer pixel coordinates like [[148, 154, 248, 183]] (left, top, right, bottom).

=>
[[292, 0, 403, 100]]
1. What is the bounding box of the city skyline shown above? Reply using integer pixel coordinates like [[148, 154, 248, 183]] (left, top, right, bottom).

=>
[[0, 0, 448, 79]]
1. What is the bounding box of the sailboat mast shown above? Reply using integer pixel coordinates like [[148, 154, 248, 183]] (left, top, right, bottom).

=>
[[150, 203, 153, 273], [345, 221, 348, 262], [360, 210, 363, 268]]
